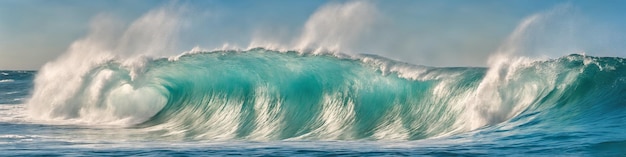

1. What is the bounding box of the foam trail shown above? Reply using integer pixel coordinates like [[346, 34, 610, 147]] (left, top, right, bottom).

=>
[[0, 79, 14, 83]]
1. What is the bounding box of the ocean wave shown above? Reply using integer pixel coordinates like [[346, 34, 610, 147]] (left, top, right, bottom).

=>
[[25, 48, 626, 141]]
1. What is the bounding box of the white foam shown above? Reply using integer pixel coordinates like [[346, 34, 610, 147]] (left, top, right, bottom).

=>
[[0, 79, 14, 83], [247, 86, 284, 141], [0, 104, 27, 123], [372, 105, 409, 141], [298, 92, 356, 140]]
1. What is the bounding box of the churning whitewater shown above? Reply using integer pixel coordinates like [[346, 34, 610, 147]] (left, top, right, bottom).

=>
[[25, 48, 626, 141]]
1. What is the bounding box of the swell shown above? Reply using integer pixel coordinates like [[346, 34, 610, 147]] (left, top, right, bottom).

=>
[[0, 71, 35, 104], [26, 49, 626, 141]]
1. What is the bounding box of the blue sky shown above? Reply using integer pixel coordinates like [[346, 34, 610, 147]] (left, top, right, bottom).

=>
[[1, 0, 625, 70]]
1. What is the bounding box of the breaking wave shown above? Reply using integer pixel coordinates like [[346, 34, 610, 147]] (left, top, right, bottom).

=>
[[26, 48, 626, 141]]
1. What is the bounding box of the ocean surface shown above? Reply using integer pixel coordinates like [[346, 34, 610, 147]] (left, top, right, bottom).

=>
[[1, 49, 626, 156]]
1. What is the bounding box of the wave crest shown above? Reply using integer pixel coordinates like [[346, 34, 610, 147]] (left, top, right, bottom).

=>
[[26, 49, 626, 141]]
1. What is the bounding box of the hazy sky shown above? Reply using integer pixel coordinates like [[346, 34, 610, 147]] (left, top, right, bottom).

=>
[[1, 0, 625, 70]]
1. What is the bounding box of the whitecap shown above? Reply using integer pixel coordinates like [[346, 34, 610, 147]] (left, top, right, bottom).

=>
[[0, 79, 15, 83]]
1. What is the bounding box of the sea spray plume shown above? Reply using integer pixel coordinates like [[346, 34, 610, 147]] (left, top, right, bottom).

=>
[[116, 6, 182, 58], [116, 5, 184, 79], [458, 5, 576, 130], [26, 15, 119, 123], [249, 1, 379, 54], [294, 1, 378, 53], [27, 6, 183, 125], [461, 14, 542, 130], [495, 4, 576, 58]]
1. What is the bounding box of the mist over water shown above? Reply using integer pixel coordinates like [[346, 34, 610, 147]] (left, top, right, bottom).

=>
[[26, 6, 184, 125], [1, 1, 625, 156]]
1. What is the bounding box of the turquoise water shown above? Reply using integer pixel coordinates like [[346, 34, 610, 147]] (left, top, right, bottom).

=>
[[2, 49, 626, 156]]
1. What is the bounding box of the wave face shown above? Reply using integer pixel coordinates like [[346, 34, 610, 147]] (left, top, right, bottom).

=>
[[26, 49, 626, 141]]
